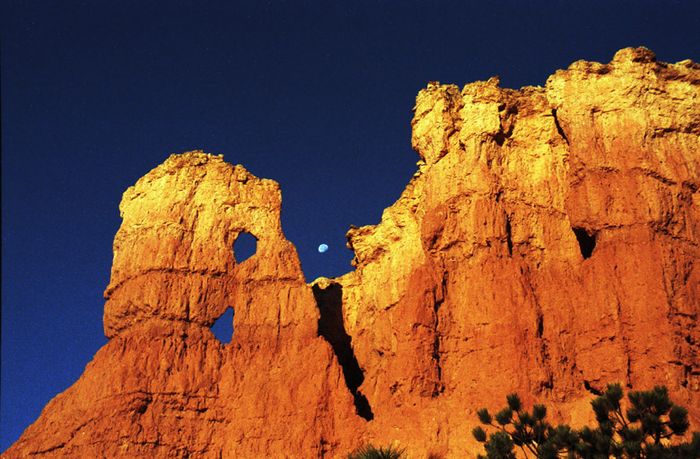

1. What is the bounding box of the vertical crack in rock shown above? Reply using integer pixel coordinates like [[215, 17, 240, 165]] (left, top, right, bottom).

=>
[[313, 282, 374, 421], [523, 265, 554, 392], [494, 100, 518, 146], [431, 275, 447, 397], [505, 214, 513, 256], [551, 108, 569, 145], [615, 298, 633, 387], [535, 310, 553, 391]]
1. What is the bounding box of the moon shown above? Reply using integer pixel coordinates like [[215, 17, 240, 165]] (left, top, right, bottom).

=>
[[318, 243, 329, 253]]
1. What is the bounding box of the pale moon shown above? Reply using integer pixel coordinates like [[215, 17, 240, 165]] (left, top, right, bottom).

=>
[[318, 243, 329, 253]]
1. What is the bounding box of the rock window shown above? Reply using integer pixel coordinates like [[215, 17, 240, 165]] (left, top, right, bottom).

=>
[[233, 231, 257, 263], [211, 307, 234, 344]]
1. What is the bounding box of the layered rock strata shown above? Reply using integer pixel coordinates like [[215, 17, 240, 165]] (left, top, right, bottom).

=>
[[4, 48, 699, 458]]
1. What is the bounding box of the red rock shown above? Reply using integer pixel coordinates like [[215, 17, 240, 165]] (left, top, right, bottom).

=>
[[4, 48, 698, 458]]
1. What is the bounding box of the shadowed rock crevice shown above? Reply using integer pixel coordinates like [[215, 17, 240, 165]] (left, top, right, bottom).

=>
[[552, 108, 569, 145], [505, 215, 513, 256], [312, 282, 374, 421], [572, 227, 597, 259], [431, 298, 444, 397], [431, 275, 447, 397], [583, 380, 603, 396]]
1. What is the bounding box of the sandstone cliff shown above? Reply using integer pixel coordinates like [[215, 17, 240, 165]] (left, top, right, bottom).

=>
[[4, 48, 699, 458], [4, 154, 364, 457]]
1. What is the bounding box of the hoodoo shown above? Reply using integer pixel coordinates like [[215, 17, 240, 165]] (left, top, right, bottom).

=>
[[4, 48, 698, 458]]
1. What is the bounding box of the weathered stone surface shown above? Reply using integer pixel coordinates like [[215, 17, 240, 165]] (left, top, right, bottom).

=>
[[336, 47, 700, 456], [103, 153, 312, 341], [3, 48, 699, 458], [4, 153, 364, 458]]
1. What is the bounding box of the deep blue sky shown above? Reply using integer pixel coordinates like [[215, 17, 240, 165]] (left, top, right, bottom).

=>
[[2, 0, 699, 451]]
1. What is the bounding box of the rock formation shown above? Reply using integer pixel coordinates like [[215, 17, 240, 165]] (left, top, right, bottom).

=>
[[4, 154, 363, 457], [332, 47, 700, 456], [3, 48, 699, 458]]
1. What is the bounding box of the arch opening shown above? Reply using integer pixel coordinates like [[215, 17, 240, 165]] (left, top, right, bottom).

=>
[[233, 231, 257, 263], [211, 307, 234, 344]]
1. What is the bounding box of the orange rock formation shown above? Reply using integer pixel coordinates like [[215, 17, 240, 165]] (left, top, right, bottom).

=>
[[4, 48, 698, 458]]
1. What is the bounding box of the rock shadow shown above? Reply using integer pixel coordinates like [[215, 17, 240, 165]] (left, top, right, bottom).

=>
[[312, 282, 374, 421], [572, 227, 597, 259]]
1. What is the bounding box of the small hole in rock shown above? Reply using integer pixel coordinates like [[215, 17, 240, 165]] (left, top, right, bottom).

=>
[[572, 227, 597, 259], [233, 231, 257, 263], [211, 307, 234, 344]]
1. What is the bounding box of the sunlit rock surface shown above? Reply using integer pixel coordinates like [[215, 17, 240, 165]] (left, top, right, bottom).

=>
[[4, 48, 699, 458], [4, 153, 362, 458]]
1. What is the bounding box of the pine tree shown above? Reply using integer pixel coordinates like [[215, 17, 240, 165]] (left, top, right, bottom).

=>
[[577, 383, 699, 458], [472, 384, 700, 458]]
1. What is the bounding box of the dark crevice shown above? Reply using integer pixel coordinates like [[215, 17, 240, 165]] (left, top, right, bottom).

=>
[[572, 227, 597, 259], [552, 109, 569, 145], [681, 365, 692, 388], [625, 354, 632, 388], [541, 377, 554, 390], [494, 103, 517, 146], [494, 125, 515, 146], [431, 275, 448, 397], [233, 231, 257, 263], [319, 437, 330, 458], [536, 314, 544, 338], [505, 215, 513, 256], [135, 396, 152, 414], [432, 302, 443, 397], [583, 380, 603, 396], [313, 283, 374, 421], [494, 131, 507, 146]]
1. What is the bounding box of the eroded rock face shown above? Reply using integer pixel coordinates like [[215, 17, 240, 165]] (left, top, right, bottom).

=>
[[4, 153, 364, 458], [3, 48, 699, 458], [103, 153, 316, 344], [335, 47, 700, 456]]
